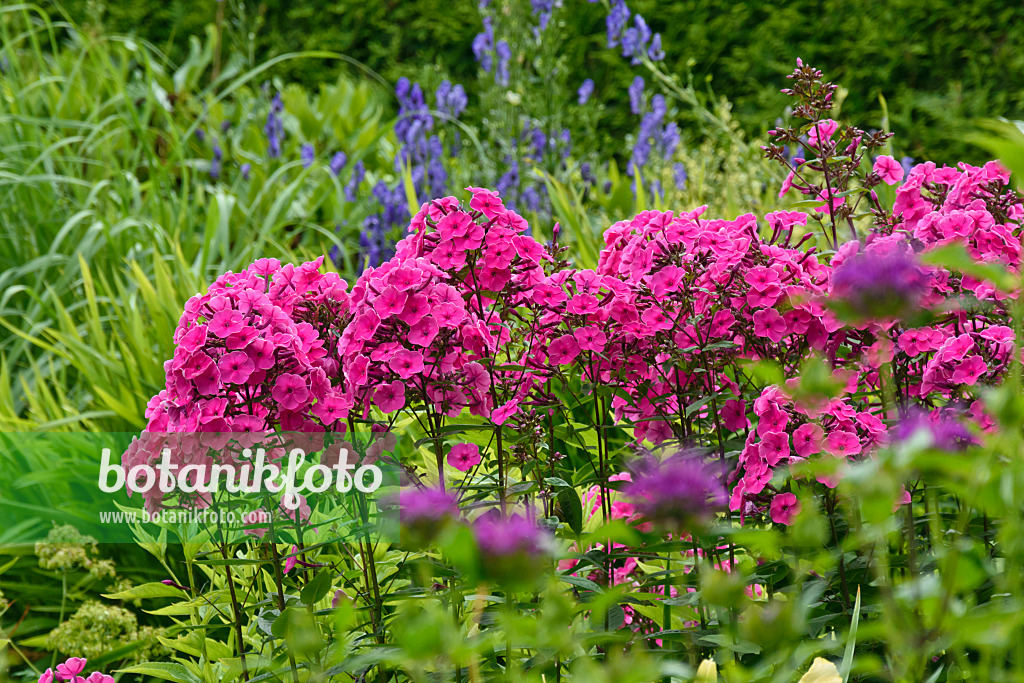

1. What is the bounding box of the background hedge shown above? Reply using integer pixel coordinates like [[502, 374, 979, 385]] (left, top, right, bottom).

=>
[[52, 0, 1024, 164]]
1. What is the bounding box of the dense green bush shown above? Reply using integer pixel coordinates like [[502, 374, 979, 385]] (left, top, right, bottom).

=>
[[52, 0, 1024, 164]]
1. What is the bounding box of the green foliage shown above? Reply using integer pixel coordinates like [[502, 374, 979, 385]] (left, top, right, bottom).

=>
[[50, 0, 1024, 164], [0, 6, 396, 431]]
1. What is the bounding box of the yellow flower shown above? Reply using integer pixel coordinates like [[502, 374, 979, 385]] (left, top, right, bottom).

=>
[[798, 657, 842, 683], [695, 659, 718, 683]]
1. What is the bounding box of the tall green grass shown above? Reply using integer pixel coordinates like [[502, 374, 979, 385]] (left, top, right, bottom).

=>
[[0, 5, 393, 432]]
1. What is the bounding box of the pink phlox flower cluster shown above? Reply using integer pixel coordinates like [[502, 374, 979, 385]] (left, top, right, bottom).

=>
[[126, 257, 351, 511]]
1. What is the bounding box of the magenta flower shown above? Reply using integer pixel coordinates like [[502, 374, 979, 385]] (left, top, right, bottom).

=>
[[466, 186, 505, 217], [831, 244, 929, 320], [793, 423, 824, 457], [770, 492, 801, 525], [408, 316, 440, 346], [398, 293, 430, 325], [284, 545, 298, 574], [753, 308, 787, 342], [548, 334, 581, 364], [375, 381, 406, 413], [721, 399, 749, 431], [895, 407, 972, 451], [352, 310, 381, 341], [806, 118, 839, 148], [491, 399, 519, 425], [760, 431, 791, 465], [374, 285, 408, 317], [219, 350, 255, 384], [272, 373, 311, 411], [473, 514, 551, 586], [389, 349, 425, 379], [872, 155, 905, 185], [399, 487, 459, 546], [244, 338, 277, 370], [447, 443, 481, 471], [826, 430, 862, 457], [56, 658, 87, 680], [573, 325, 607, 352], [208, 309, 244, 338], [38, 669, 54, 683], [181, 351, 214, 379]]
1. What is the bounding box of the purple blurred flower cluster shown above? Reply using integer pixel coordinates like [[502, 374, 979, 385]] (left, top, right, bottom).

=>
[[831, 243, 930, 320], [625, 451, 726, 531], [605, 0, 664, 65]]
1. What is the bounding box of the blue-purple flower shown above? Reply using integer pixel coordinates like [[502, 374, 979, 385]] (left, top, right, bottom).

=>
[[210, 142, 223, 181], [495, 40, 512, 86], [578, 78, 595, 105], [300, 143, 315, 168], [329, 151, 347, 177], [673, 162, 687, 191], [344, 160, 365, 202], [628, 76, 645, 115], [264, 92, 284, 158], [606, 0, 630, 48]]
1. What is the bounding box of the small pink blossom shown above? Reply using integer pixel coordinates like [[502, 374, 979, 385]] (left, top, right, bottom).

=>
[[574, 325, 607, 352], [219, 351, 255, 384], [826, 430, 862, 458], [209, 309, 245, 338], [760, 431, 790, 466], [491, 399, 519, 425], [770, 493, 801, 525], [56, 658, 87, 681], [447, 442, 481, 471], [284, 545, 299, 574], [721, 399, 749, 431], [272, 373, 310, 411], [408, 315, 440, 346], [873, 155, 905, 185], [753, 308, 787, 342], [374, 285, 408, 318], [389, 349, 425, 379], [375, 381, 406, 413], [793, 423, 824, 457], [548, 334, 581, 365]]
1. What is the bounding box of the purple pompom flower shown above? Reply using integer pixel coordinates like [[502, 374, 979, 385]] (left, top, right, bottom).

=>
[[473, 514, 551, 586], [624, 451, 726, 532], [895, 407, 972, 451], [831, 244, 929, 320], [398, 487, 459, 547]]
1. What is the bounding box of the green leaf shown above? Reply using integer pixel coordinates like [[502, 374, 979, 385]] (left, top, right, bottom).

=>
[[117, 662, 203, 683], [102, 582, 185, 600], [839, 586, 861, 683], [557, 486, 584, 535], [300, 570, 335, 607], [921, 242, 1016, 291]]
